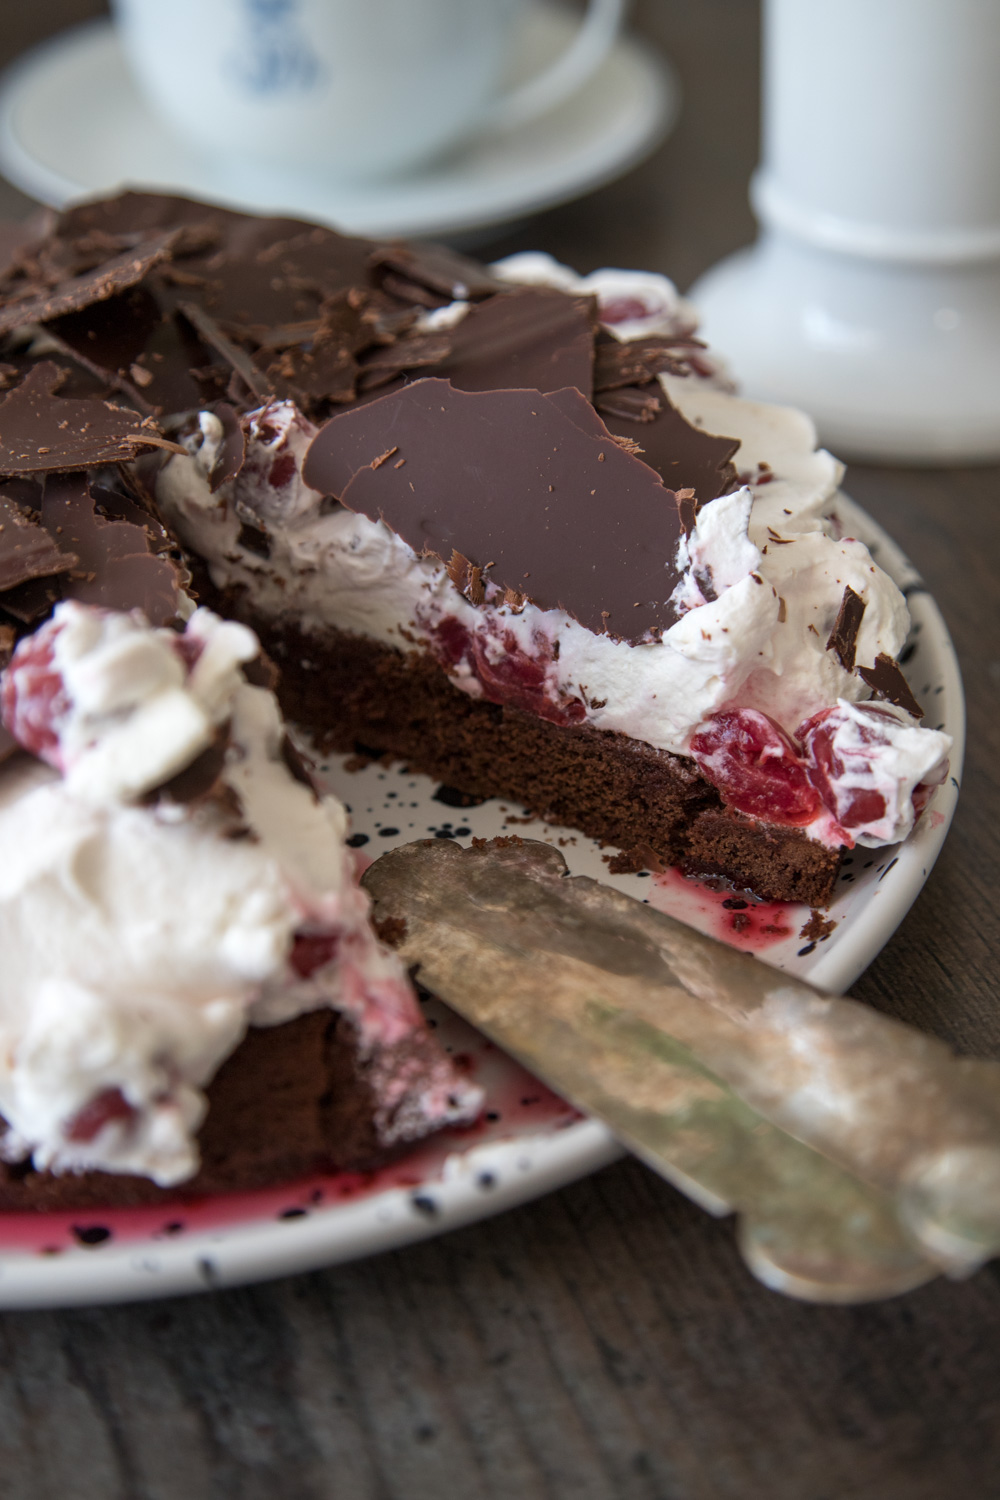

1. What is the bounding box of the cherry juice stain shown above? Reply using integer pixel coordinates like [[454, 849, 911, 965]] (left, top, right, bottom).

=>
[[646, 866, 801, 952]]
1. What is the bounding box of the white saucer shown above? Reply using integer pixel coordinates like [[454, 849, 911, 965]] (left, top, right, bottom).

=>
[[0, 9, 676, 239]]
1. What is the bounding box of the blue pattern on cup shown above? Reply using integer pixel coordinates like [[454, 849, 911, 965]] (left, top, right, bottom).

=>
[[225, 0, 325, 96]]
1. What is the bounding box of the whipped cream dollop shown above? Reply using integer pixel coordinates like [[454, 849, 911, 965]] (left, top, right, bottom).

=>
[[154, 257, 949, 850], [0, 604, 480, 1184]]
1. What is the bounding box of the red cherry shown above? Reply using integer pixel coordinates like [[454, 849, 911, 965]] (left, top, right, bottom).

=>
[[430, 620, 585, 727], [1, 619, 71, 765], [690, 709, 821, 825], [798, 705, 889, 829], [600, 296, 655, 325]]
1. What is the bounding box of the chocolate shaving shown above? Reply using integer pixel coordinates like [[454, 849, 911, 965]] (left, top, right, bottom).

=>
[[446, 550, 486, 607], [674, 488, 699, 539], [826, 585, 866, 672], [304, 378, 685, 643], [0, 363, 184, 475], [858, 654, 924, 719]]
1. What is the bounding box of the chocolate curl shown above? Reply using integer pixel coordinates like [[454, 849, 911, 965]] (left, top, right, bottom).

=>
[[446, 549, 486, 607]]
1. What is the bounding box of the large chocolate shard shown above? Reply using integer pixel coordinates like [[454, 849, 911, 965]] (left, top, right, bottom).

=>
[[0, 363, 183, 475], [304, 378, 685, 643]]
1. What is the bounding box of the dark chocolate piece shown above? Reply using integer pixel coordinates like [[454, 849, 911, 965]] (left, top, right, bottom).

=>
[[369, 241, 505, 304], [207, 403, 246, 491], [39, 472, 182, 625], [594, 383, 663, 423], [593, 333, 706, 391], [176, 302, 274, 403], [857, 654, 924, 719], [356, 331, 453, 392], [304, 378, 684, 643], [0, 363, 183, 475], [428, 289, 595, 399], [599, 384, 738, 501], [827, 585, 866, 672], [0, 491, 77, 590], [0, 232, 177, 336], [673, 489, 699, 539]]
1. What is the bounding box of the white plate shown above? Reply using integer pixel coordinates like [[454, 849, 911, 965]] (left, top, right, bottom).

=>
[[0, 9, 676, 240], [0, 493, 962, 1308]]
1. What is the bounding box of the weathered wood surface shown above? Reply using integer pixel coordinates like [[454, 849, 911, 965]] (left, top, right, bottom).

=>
[[0, 3, 997, 1496]]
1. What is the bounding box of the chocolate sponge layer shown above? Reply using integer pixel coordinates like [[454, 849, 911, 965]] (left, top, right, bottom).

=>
[[251, 613, 842, 909]]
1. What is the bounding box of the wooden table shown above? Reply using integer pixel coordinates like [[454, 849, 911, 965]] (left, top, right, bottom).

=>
[[0, 4, 998, 1496]]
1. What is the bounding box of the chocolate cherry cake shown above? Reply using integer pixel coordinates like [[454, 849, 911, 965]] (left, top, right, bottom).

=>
[[0, 190, 950, 1203]]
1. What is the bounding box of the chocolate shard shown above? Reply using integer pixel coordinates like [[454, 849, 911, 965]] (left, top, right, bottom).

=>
[[599, 383, 739, 501], [369, 241, 506, 305], [858, 654, 924, 719], [0, 231, 178, 337], [206, 402, 246, 492], [0, 573, 64, 624], [304, 378, 685, 644], [176, 302, 274, 403], [150, 730, 231, 807], [0, 363, 184, 475], [356, 331, 453, 393], [593, 333, 707, 391], [827, 585, 866, 672], [427, 289, 596, 400], [39, 472, 183, 626], [595, 383, 662, 423], [0, 490, 77, 590]]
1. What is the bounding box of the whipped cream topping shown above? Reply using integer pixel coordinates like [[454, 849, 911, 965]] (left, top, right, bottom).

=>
[[0, 604, 480, 1184], [153, 258, 949, 851]]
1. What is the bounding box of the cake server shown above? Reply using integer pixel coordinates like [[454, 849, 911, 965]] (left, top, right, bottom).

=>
[[363, 836, 1000, 1304]]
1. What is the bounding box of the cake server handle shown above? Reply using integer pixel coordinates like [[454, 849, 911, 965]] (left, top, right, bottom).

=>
[[363, 837, 1000, 1304]]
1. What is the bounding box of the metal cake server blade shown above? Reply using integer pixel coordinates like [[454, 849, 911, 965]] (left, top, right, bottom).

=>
[[363, 837, 1000, 1304]]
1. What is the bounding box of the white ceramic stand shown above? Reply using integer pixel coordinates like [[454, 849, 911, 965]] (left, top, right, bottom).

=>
[[689, 0, 1000, 464]]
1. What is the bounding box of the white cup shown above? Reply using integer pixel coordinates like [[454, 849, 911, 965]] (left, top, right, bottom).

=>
[[111, 0, 626, 181]]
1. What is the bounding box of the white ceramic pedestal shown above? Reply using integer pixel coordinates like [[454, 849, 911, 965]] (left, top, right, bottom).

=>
[[690, 0, 1000, 464]]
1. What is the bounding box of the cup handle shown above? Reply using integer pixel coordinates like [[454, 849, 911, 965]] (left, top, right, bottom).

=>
[[484, 0, 628, 132]]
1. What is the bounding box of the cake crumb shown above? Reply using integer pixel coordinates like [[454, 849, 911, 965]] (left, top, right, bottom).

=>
[[799, 910, 837, 942]]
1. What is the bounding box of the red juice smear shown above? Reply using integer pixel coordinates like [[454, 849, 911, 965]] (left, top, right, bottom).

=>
[[646, 866, 801, 952]]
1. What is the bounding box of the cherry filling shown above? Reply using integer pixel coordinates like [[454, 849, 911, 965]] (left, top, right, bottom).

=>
[[431, 618, 585, 727], [267, 450, 297, 489], [65, 1087, 137, 1143], [1, 619, 71, 765], [797, 706, 891, 829], [599, 295, 656, 326], [290, 929, 341, 978], [690, 709, 821, 825]]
